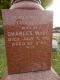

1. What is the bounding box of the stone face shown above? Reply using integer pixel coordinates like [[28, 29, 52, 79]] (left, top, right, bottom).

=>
[[2, 9, 52, 74]]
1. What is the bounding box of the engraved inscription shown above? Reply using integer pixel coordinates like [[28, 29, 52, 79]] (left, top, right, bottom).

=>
[[7, 18, 50, 49]]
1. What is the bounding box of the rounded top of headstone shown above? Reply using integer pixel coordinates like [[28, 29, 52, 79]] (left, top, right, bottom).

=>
[[10, 0, 43, 9], [11, 0, 41, 4]]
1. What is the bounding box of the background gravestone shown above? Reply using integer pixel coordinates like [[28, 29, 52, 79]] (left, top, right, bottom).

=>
[[2, 9, 52, 74]]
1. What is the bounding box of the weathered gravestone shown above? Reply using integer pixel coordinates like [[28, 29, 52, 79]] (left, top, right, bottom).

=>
[[2, 1, 60, 80], [2, 1, 53, 75], [3, 4, 52, 74]]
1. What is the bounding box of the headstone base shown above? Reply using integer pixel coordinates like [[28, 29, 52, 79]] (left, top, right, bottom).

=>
[[4, 69, 60, 80]]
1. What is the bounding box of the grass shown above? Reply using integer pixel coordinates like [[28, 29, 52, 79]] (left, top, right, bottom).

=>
[[52, 35, 60, 75], [0, 35, 60, 80], [0, 35, 6, 80], [0, 35, 5, 44], [0, 20, 2, 25], [0, 47, 6, 80], [52, 44, 60, 76]]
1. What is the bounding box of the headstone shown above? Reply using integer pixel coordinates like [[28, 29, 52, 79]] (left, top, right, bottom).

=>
[[2, 1, 53, 75], [2, 9, 52, 74]]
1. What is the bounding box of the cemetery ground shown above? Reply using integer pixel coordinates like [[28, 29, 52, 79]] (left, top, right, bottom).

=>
[[0, 35, 60, 80]]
